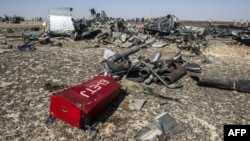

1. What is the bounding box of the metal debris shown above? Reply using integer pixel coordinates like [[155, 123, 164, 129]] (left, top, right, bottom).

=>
[[155, 112, 183, 137], [16, 44, 36, 51], [191, 75, 250, 93], [135, 112, 183, 141], [121, 77, 154, 94], [135, 124, 166, 141], [120, 99, 146, 110], [103, 48, 116, 59], [151, 40, 168, 48]]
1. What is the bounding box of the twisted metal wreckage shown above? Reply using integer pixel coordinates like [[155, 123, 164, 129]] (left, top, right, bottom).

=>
[[46, 40, 250, 140], [4, 7, 249, 51], [47, 42, 198, 140], [46, 10, 249, 140], [2, 7, 250, 140], [3, 7, 250, 87], [4, 7, 248, 54]]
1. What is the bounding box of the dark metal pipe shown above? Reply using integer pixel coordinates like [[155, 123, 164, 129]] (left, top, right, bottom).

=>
[[139, 67, 151, 78], [107, 43, 149, 72], [144, 74, 154, 84], [141, 51, 162, 80], [138, 61, 182, 89], [165, 63, 187, 84], [191, 75, 235, 90], [191, 75, 250, 92], [156, 68, 169, 75]]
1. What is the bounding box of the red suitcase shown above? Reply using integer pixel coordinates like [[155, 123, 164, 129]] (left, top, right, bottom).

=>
[[49, 75, 121, 128]]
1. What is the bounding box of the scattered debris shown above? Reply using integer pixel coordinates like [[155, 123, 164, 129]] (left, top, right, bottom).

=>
[[103, 47, 200, 90], [1, 7, 250, 140], [120, 99, 146, 110], [121, 76, 187, 104], [135, 124, 165, 141], [103, 48, 116, 59], [234, 31, 250, 45], [155, 112, 183, 137], [1, 15, 24, 23], [135, 112, 183, 141], [151, 40, 168, 48], [16, 44, 36, 51], [121, 77, 154, 94], [3, 8, 248, 54]]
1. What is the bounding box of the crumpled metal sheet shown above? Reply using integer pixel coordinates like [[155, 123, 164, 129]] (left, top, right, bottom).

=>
[[155, 112, 183, 137], [103, 48, 115, 59], [151, 41, 168, 48], [48, 15, 75, 34], [121, 76, 154, 95], [120, 99, 146, 110], [144, 15, 179, 33], [135, 112, 183, 140], [135, 124, 165, 141], [184, 26, 206, 35], [120, 42, 134, 48]]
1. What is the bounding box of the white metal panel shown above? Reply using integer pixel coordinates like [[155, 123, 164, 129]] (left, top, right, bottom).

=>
[[49, 15, 75, 34]]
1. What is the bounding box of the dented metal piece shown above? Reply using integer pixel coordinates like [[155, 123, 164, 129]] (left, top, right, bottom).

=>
[[135, 124, 166, 141], [164, 63, 187, 84], [184, 63, 201, 73], [138, 61, 183, 89], [191, 75, 250, 93], [155, 112, 183, 137], [135, 112, 183, 141], [120, 99, 146, 110], [142, 51, 162, 82], [139, 67, 151, 78], [144, 74, 154, 85], [151, 51, 162, 63], [106, 43, 148, 72]]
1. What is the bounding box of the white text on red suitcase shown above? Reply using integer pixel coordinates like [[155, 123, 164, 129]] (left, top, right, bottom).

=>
[[80, 79, 110, 98]]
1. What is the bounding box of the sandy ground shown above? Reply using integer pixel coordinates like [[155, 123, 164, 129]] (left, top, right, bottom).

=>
[[0, 23, 250, 141]]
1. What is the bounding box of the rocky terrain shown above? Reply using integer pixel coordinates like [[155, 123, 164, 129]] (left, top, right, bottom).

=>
[[0, 22, 250, 141]]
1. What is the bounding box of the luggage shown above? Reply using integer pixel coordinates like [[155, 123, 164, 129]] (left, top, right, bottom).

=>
[[49, 75, 121, 128]]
